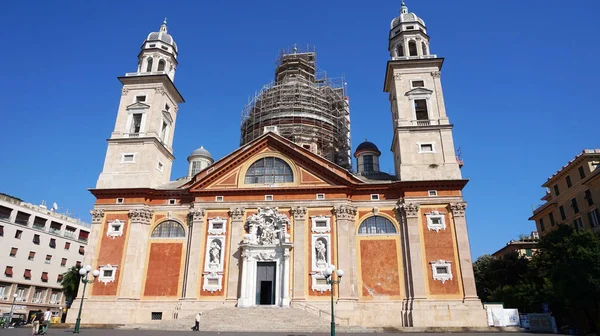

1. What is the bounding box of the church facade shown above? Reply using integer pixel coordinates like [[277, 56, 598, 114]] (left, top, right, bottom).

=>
[[68, 3, 487, 328]]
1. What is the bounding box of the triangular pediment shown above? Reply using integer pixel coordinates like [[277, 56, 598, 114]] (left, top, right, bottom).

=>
[[126, 102, 150, 110], [405, 87, 433, 96], [184, 133, 363, 192]]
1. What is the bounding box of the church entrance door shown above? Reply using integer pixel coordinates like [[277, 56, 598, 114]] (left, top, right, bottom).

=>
[[256, 262, 276, 305]]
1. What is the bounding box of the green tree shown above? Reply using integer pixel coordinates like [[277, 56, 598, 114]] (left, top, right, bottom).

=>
[[60, 266, 81, 307]]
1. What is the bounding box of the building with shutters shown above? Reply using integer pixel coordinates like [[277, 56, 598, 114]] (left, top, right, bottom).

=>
[[0, 193, 90, 322], [68, 3, 487, 328]]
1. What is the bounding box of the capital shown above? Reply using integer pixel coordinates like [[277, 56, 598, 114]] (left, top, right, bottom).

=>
[[128, 208, 153, 225], [229, 207, 246, 221], [188, 205, 205, 222], [90, 209, 105, 224], [449, 203, 467, 217], [431, 71, 441, 78], [291, 206, 308, 220], [395, 199, 420, 218], [333, 205, 357, 221]]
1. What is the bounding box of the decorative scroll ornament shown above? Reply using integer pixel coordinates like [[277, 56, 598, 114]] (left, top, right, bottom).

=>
[[450, 203, 467, 217], [291, 206, 308, 220], [229, 207, 246, 222], [395, 198, 420, 218], [154, 87, 166, 96], [394, 73, 402, 80], [188, 205, 205, 222], [333, 205, 357, 221], [128, 208, 153, 225], [90, 209, 105, 224], [121, 88, 129, 96], [243, 207, 290, 246], [431, 71, 441, 78]]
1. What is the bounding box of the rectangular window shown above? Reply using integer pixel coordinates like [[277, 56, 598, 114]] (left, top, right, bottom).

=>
[[0, 225, 3, 236], [165, 104, 170, 111], [135, 95, 146, 103], [65, 242, 71, 250], [5, 266, 13, 277], [428, 190, 438, 197], [41, 272, 48, 282], [9, 247, 17, 257], [49, 238, 56, 248], [15, 230, 23, 239], [131, 113, 143, 133], [316, 194, 325, 200], [16, 287, 26, 301], [362, 155, 374, 172], [61, 258, 67, 266], [57, 274, 63, 283], [588, 209, 600, 228], [566, 176, 572, 188], [168, 199, 176, 205], [414, 99, 428, 120], [15, 211, 30, 225], [45, 255, 52, 264], [571, 198, 579, 214], [573, 217, 584, 230], [579, 166, 586, 179], [121, 154, 135, 163], [24, 269, 31, 280], [554, 184, 560, 196], [0, 205, 12, 220], [412, 80, 425, 88], [370, 194, 380, 200], [33, 217, 47, 230], [79, 246, 85, 255], [265, 195, 273, 201], [525, 248, 533, 257], [116, 198, 124, 204], [559, 205, 566, 220], [76, 261, 81, 268], [549, 212, 555, 226], [157, 161, 164, 172], [50, 292, 59, 304], [33, 234, 40, 244], [419, 143, 434, 153], [160, 121, 168, 141], [406, 25, 415, 30], [215, 196, 224, 202], [585, 190, 594, 206], [539, 218, 545, 232], [28, 251, 35, 261]]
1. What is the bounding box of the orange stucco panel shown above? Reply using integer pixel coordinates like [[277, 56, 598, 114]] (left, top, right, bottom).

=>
[[144, 243, 183, 297], [92, 213, 128, 296], [359, 239, 401, 297], [405, 190, 462, 197], [422, 207, 461, 296], [193, 193, 348, 203], [300, 169, 328, 185], [215, 171, 238, 186]]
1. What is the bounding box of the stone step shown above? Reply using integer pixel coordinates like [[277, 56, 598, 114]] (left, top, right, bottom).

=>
[[120, 306, 371, 333]]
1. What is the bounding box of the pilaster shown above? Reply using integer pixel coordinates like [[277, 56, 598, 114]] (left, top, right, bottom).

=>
[[291, 206, 307, 301], [333, 204, 358, 301], [184, 206, 205, 299], [225, 207, 245, 303], [118, 207, 153, 299], [396, 199, 427, 299], [449, 202, 479, 300]]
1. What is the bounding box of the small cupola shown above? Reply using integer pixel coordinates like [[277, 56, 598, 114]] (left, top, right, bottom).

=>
[[187, 146, 214, 178], [354, 140, 381, 175], [136, 19, 179, 81]]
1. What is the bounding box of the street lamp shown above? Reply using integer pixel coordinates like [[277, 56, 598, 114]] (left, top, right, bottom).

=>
[[5, 293, 18, 329], [73, 265, 99, 334], [324, 265, 344, 336]]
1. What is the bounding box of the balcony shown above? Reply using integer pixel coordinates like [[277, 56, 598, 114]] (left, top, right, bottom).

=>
[[78, 237, 88, 244], [124, 132, 145, 138], [32, 224, 46, 231], [125, 71, 167, 77], [49, 228, 61, 235], [392, 54, 438, 61], [64, 231, 76, 239], [15, 297, 27, 302], [411, 120, 438, 126]]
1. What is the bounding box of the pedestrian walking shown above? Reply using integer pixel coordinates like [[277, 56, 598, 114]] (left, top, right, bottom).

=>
[[193, 312, 202, 332], [41, 308, 52, 335], [31, 310, 43, 335]]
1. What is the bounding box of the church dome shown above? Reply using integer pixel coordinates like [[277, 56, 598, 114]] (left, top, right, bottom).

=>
[[146, 20, 178, 52], [390, 2, 426, 29], [189, 146, 212, 159], [354, 140, 381, 157]]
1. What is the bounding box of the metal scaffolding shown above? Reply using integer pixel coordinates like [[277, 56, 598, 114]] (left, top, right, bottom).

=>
[[240, 46, 351, 169]]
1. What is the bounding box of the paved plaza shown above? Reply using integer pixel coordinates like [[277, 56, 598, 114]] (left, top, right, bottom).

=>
[[1, 330, 546, 336]]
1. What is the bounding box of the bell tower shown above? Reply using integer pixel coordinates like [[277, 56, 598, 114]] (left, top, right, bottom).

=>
[[385, 2, 462, 181], [96, 20, 184, 189]]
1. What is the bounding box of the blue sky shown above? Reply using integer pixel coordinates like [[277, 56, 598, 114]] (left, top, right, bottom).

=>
[[1, 0, 598, 258]]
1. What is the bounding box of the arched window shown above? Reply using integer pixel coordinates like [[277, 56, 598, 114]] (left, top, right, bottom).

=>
[[421, 42, 428, 56], [146, 58, 153, 72], [151, 220, 185, 238], [408, 41, 418, 56], [396, 45, 404, 57], [358, 216, 397, 235], [157, 60, 166, 72], [244, 157, 293, 184]]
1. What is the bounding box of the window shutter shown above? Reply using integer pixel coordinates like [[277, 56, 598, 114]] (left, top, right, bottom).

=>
[[5, 266, 13, 276], [24, 269, 32, 279], [79, 246, 85, 255], [57, 274, 63, 282], [41, 272, 48, 281]]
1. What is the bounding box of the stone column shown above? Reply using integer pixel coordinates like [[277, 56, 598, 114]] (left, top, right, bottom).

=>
[[183, 206, 205, 299], [118, 207, 153, 299], [396, 199, 427, 299], [282, 251, 291, 306], [333, 205, 358, 301], [450, 203, 479, 300], [238, 249, 249, 306], [291, 206, 307, 301], [225, 207, 245, 303], [75, 209, 104, 299]]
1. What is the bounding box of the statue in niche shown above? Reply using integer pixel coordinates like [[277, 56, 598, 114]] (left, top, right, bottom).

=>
[[209, 240, 221, 265], [315, 238, 327, 268]]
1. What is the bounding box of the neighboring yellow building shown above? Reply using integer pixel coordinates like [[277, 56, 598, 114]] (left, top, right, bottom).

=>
[[491, 231, 539, 259], [531, 149, 600, 236]]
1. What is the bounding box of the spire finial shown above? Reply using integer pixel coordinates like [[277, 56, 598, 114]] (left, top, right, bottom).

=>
[[401, 1, 408, 14], [160, 17, 168, 32], [163, 17, 167, 25], [293, 43, 298, 54]]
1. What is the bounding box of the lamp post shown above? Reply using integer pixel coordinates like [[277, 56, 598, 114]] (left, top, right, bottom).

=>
[[73, 265, 100, 334], [5, 293, 18, 328], [324, 265, 344, 336]]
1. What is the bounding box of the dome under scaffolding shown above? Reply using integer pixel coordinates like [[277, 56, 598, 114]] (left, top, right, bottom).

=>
[[240, 45, 352, 169]]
